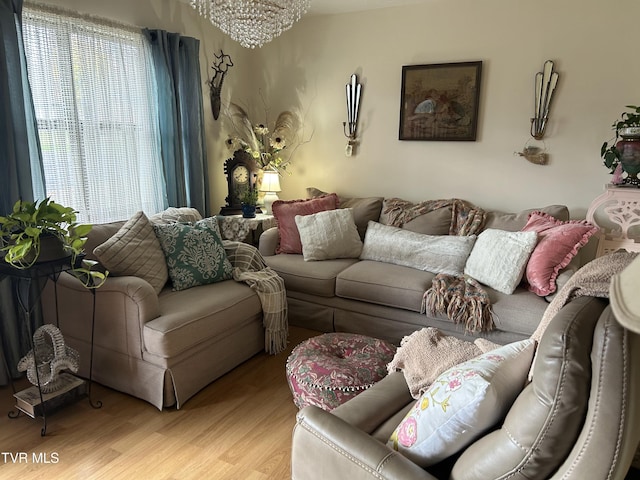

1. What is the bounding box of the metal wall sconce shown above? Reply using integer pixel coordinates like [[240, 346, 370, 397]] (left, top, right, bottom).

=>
[[530, 60, 559, 140], [343, 73, 362, 157], [207, 50, 233, 120]]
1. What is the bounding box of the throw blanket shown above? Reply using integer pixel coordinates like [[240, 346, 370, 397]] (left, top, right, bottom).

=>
[[383, 198, 493, 332], [531, 250, 638, 343], [387, 327, 499, 399], [223, 241, 288, 354]]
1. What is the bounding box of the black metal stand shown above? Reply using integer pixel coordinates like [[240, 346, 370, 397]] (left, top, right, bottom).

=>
[[0, 257, 101, 435]]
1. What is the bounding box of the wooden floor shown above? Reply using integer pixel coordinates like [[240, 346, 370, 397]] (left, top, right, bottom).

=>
[[0, 327, 319, 480]]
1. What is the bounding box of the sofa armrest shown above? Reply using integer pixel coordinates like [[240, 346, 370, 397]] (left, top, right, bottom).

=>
[[293, 405, 436, 480], [43, 272, 161, 359], [258, 226, 279, 256]]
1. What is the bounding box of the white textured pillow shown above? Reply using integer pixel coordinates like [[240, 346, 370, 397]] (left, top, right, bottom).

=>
[[93, 211, 168, 295], [388, 339, 535, 467], [294, 208, 363, 261], [464, 229, 538, 294], [360, 221, 476, 275]]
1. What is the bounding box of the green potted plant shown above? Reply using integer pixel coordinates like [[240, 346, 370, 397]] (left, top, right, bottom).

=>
[[0, 198, 107, 287], [241, 189, 259, 218], [601, 105, 640, 184]]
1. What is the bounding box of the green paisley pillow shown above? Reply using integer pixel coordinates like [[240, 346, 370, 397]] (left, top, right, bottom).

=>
[[153, 217, 233, 291]]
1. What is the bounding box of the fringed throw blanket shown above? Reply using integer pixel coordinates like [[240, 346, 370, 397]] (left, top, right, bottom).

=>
[[422, 274, 494, 333], [531, 250, 638, 343], [223, 241, 288, 354], [383, 198, 494, 332]]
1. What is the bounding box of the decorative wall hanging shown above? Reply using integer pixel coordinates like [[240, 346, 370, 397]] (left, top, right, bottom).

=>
[[207, 50, 233, 121], [399, 61, 482, 141], [189, 0, 311, 49], [343, 73, 362, 157], [530, 60, 559, 140]]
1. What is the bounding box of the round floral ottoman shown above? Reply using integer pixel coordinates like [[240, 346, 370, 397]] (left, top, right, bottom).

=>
[[286, 332, 396, 411]]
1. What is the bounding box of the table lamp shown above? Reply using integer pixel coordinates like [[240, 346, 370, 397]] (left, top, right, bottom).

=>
[[259, 169, 281, 214]]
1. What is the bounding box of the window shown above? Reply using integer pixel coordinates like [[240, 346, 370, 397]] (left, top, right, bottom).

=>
[[22, 7, 167, 223]]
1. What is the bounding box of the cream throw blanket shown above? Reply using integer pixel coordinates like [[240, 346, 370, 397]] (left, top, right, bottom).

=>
[[387, 327, 499, 399], [223, 241, 288, 354]]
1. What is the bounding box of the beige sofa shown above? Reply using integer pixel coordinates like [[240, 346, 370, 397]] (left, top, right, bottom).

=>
[[42, 219, 264, 410], [291, 296, 640, 479], [260, 193, 586, 345]]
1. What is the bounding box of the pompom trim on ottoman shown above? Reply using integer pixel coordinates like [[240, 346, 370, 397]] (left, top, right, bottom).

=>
[[286, 332, 396, 411]]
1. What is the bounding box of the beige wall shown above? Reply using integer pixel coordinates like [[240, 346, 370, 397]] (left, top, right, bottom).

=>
[[34, 0, 640, 217]]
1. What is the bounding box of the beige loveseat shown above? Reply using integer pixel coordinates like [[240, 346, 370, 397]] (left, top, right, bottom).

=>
[[291, 296, 640, 479], [260, 192, 591, 346], [42, 216, 265, 410]]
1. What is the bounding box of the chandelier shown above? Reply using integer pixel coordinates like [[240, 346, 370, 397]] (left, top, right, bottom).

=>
[[190, 1, 312, 49]]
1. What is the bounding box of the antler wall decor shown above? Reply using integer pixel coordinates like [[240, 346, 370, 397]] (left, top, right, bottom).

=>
[[343, 73, 362, 157], [207, 50, 234, 120]]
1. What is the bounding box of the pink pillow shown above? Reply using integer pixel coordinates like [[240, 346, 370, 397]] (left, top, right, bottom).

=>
[[272, 194, 339, 254], [521, 211, 598, 296]]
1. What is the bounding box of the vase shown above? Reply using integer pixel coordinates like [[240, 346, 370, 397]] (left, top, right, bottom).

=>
[[616, 134, 640, 186], [241, 204, 257, 218]]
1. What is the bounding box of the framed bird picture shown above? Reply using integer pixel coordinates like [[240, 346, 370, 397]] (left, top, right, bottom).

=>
[[399, 61, 482, 141]]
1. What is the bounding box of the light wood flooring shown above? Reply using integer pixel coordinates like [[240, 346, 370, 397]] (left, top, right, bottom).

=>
[[0, 326, 319, 480]]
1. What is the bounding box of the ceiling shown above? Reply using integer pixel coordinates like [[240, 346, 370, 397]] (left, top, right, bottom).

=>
[[307, 0, 426, 16]]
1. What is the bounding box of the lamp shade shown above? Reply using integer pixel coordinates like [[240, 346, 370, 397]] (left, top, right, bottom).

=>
[[610, 252, 640, 334], [260, 170, 281, 193]]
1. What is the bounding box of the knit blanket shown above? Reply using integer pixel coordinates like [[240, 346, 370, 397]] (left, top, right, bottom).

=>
[[387, 327, 499, 399], [383, 198, 493, 332], [530, 250, 638, 343], [223, 241, 288, 354]]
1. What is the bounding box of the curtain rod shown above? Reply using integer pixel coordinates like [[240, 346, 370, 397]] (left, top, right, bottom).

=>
[[25, 1, 142, 34]]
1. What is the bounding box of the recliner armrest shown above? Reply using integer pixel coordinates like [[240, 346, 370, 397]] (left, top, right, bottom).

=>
[[292, 405, 435, 480]]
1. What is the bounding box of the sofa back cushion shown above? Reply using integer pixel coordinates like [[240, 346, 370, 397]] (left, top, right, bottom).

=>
[[450, 296, 608, 480], [378, 198, 452, 235], [483, 205, 569, 231]]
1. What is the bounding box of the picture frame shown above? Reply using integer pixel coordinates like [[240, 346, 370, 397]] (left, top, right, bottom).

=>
[[399, 61, 482, 141]]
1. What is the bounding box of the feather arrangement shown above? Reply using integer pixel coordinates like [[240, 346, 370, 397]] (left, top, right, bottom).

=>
[[225, 102, 301, 173]]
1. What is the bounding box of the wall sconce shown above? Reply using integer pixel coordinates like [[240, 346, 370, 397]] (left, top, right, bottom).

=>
[[530, 60, 559, 140], [259, 169, 281, 215], [343, 73, 362, 157]]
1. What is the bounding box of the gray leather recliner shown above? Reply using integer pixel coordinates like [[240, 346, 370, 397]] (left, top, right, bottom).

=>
[[292, 296, 640, 479]]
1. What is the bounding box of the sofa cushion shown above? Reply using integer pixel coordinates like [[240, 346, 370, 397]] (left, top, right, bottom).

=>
[[148, 207, 202, 225], [464, 229, 538, 294], [272, 194, 339, 254], [521, 210, 598, 296], [295, 208, 363, 261], [483, 204, 569, 231], [361, 221, 476, 275], [93, 211, 168, 295], [379, 198, 452, 235], [336, 260, 435, 312], [145, 280, 262, 358], [153, 217, 233, 291], [450, 297, 608, 480], [264, 254, 358, 297], [307, 187, 383, 240], [388, 339, 535, 467]]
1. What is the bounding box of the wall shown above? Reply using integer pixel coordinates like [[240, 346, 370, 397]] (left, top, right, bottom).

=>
[[33, 0, 640, 218], [255, 0, 640, 217]]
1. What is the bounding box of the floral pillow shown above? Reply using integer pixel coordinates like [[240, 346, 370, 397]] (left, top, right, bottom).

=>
[[153, 217, 232, 291], [388, 339, 535, 467], [521, 211, 598, 296]]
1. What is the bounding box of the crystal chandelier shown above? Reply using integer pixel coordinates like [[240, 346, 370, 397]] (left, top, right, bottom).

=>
[[190, 0, 312, 49]]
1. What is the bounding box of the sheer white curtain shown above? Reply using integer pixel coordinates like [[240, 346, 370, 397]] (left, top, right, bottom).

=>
[[21, 7, 167, 223]]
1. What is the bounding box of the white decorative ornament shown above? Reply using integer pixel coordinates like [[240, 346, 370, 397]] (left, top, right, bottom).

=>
[[17, 324, 79, 393]]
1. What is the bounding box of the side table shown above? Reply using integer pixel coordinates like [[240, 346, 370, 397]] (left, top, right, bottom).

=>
[[217, 214, 276, 246], [0, 257, 101, 435], [586, 184, 640, 257]]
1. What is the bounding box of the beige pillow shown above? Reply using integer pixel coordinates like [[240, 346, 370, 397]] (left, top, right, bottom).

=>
[[464, 229, 538, 294], [93, 211, 168, 294], [294, 208, 363, 261], [148, 207, 202, 225]]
